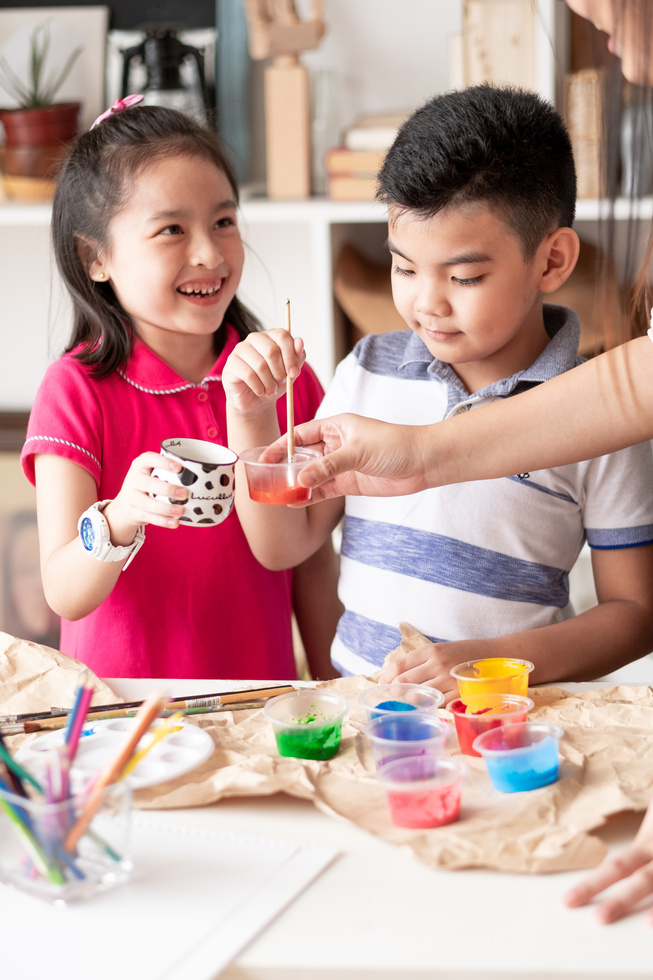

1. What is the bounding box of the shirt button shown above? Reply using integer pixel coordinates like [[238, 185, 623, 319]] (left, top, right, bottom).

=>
[[197, 390, 208, 402], [207, 427, 218, 438]]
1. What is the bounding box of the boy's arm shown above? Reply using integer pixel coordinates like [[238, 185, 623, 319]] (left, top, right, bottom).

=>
[[224, 329, 343, 569], [292, 537, 343, 680], [382, 543, 653, 701]]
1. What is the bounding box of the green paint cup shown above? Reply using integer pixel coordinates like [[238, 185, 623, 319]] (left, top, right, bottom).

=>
[[264, 690, 349, 760]]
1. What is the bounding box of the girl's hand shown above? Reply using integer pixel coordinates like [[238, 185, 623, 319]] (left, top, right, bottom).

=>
[[222, 329, 306, 416], [105, 452, 189, 539]]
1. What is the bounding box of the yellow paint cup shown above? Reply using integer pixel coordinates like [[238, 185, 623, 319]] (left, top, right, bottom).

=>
[[449, 658, 534, 698]]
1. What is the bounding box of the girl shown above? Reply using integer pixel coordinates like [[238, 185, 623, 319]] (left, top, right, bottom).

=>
[[283, 0, 653, 925], [21, 100, 340, 681]]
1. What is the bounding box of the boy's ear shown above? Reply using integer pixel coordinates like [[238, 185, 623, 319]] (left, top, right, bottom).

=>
[[538, 227, 580, 294]]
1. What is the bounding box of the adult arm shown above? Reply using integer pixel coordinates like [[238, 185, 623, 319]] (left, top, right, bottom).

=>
[[381, 543, 653, 700], [287, 336, 653, 500]]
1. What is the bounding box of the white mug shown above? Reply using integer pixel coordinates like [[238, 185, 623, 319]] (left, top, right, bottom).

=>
[[151, 438, 238, 527]]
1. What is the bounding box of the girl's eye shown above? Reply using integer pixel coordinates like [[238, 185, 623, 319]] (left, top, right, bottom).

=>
[[452, 275, 483, 286], [161, 224, 183, 236], [392, 265, 414, 277], [215, 216, 235, 229]]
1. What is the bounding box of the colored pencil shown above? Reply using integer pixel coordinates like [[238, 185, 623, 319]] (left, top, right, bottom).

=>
[[64, 672, 94, 762], [64, 692, 168, 853], [0, 683, 297, 725], [285, 298, 295, 458], [119, 712, 184, 779]]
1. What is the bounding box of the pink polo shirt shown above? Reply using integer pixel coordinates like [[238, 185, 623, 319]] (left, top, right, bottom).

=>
[[21, 325, 325, 679]]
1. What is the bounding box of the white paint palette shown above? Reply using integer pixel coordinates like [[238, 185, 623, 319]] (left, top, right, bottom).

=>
[[16, 716, 215, 791]]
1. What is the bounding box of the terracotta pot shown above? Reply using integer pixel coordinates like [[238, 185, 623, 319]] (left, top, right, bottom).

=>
[[0, 102, 80, 148], [0, 142, 70, 179]]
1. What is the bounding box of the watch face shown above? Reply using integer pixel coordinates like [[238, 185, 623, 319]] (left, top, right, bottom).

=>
[[79, 515, 97, 553]]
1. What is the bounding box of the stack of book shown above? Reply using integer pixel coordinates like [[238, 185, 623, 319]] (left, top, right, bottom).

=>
[[325, 111, 409, 201]]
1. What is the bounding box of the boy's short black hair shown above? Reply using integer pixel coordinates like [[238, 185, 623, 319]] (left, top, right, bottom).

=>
[[377, 84, 576, 259]]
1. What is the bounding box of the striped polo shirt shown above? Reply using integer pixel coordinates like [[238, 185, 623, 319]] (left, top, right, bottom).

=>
[[317, 306, 653, 676]]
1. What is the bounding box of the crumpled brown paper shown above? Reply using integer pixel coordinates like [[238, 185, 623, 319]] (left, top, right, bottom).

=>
[[2, 630, 653, 875]]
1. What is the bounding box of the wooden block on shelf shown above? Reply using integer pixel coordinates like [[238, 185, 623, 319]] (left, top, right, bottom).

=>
[[462, 0, 535, 89], [324, 146, 387, 177], [264, 61, 311, 200], [327, 175, 379, 201]]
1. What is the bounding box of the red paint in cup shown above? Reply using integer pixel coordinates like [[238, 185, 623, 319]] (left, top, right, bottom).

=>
[[449, 694, 534, 756], [375, 755, 466, 829]]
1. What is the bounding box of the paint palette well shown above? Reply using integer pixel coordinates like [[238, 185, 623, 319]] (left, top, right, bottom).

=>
[[16, 716, 215, 791]]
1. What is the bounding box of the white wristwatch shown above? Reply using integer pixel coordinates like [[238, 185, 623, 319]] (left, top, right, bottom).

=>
[[77, 500, 145, 570]]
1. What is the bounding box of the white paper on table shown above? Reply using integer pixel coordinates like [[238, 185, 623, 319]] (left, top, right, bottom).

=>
[[2, 816, 339, 980]]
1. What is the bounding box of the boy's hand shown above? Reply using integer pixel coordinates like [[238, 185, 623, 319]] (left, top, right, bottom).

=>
[[222, 329, 306, 416], [380, 639, 488, 703], [107, 452, 188, 539]]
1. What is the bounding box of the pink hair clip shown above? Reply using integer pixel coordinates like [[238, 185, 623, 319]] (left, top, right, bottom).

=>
[[90, 93, 145, 130]]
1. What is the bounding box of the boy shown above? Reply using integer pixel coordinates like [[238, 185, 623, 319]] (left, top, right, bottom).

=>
[[224, 85, 653, 698]]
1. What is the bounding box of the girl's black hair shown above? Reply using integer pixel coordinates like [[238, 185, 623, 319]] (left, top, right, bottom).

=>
[[52, 105, 260, 379]]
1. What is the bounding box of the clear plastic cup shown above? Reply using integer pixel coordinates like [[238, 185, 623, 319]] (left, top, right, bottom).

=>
[[450, 657, 534, 698], [264, 690, 348, 760], [358, 683, 444, 721], [376, 755, 466, 828], [473, 721, 564, 793], [364, 713, 447, 769], [239, 445, 322, 505], [448, 694, 535, 756]]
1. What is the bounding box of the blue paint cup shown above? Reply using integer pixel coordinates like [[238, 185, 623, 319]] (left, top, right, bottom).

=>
[[364, 713, 447, 769], [358, 683, 444, 721], [472, 721, 564, 793]]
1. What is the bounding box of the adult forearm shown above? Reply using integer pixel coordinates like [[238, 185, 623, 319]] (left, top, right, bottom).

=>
[[431, 337, 653, 487]]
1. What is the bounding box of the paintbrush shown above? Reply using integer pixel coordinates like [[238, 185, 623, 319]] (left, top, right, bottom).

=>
[[0, 683, 297, 724], [0, 697, 274, 736], [285, 298, 295, 459]]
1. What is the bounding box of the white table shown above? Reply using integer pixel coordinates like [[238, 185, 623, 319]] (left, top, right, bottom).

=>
[[98, 677, 653, 980]]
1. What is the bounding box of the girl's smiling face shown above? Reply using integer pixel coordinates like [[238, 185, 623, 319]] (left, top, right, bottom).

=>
[[90, 153, 244, 361]]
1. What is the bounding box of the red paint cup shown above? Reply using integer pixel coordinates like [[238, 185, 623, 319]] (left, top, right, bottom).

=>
[[375, 755, 466, 828], [449, 694, 534, 756], [239, 446, 322, 505]]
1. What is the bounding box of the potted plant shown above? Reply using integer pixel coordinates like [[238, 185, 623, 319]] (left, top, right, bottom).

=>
[[0, 22, 82, 189]]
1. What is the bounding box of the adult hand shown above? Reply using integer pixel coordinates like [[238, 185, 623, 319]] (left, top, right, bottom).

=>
[[564, 802, 653, 923], [274, 414, 432, 501]]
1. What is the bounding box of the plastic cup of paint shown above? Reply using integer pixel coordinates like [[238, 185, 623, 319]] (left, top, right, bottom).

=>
[[449, 694, 535, 756], [375, 755, 466, 829], [239, 445, 322, 505], [264, 690, 348, 760], [364, 713, 447, 770], [450, 657, 534, 698], [472, 721, 564, 793], [358, 683, 444, 721]]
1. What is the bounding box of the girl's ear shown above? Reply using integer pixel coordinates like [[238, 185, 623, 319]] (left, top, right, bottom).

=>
[[76, 236, 107, 282], [539, 227, 580, 294]]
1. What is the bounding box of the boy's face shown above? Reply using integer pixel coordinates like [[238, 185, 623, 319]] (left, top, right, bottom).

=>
[[387, 203, 550, 393]]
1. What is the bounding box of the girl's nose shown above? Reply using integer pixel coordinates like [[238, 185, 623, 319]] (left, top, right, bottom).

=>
[[189, 232, 224, 269]]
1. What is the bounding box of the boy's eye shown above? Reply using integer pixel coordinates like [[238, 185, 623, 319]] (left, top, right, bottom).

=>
[[452, 275, 483, 286]]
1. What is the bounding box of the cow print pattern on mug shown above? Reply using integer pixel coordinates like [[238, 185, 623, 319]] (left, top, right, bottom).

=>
[[152, 463, 235, 526]]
